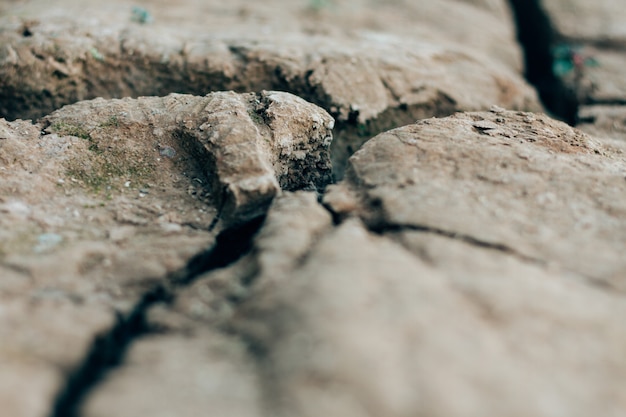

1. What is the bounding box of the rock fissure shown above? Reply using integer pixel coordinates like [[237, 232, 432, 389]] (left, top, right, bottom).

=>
[[588, 97, 626, 107], [170, 215, 267, 286], [4, 2, 626, 416], [48, 285, 170, 417], [0, 88, 332, 417], [47, 214, 266, 417], [371, 222, 543, 264], [507, 0, 579, 124]]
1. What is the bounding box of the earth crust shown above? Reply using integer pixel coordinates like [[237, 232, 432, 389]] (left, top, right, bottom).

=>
[[2, 1, 626, 417]]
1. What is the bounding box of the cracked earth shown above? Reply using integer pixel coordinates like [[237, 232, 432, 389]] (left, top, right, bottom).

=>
[[2, 0, 626, 416]]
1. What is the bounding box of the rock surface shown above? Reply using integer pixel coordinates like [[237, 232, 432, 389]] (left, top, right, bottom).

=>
[[236, 215, 626, 417], [325, 108, 626, 287], [41, 91, 333, 226], [82, 326, 263, 417], [2, 1, 626, 417], [0, 90, 332, 417], [77, 109, 626, 417], [0, 0, 540, 175], [228, 112, 626, 417]]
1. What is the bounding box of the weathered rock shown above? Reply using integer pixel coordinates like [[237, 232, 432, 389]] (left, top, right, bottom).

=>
[[81, 324, 263, 417], [0, 297, 114, 417], [41, 91, 334, 225], [4, 1, 626, 417], [233, 214, 626, 417], [222, 113, 626, 416], [78, 192, 332, 417], [0, 0, 531, 120], [325, 108, 626, 287], [0, 0, 540, 175], [0, 90, 331, 417], [4, 82, 626, 417]]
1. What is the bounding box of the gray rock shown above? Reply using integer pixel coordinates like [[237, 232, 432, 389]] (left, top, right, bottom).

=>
[[79, 192, 332, 417], [40, 91, 333, 226], [226, 111, 626, 416], [325, 109, 626, 287], [0, 0, 540, 175], [233, 212, 626, 417], [81, 325, 263, 417], [4, 1, 626, 416], [0, 90, 332, 417]]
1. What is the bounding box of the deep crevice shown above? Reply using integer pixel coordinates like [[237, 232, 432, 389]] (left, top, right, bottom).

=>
[[507, 0, 579, 125], [48, 286, 170, 417], [170, 214, 266, 285], [48, 215, 266, 417], [588, 98, 626, 106]]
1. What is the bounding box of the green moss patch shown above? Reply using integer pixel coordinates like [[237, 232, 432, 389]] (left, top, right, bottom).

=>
[[65, 153, 157, 195], [50, 121, 91, 140]]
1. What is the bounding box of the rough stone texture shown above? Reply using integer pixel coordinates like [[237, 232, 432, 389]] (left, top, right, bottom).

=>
[[3, 1, 626, 417], [0, 110, 216, 417], [227, 113, 626, 417], [325, 109, 626, 288], [0, 0, 531, 120], [41, 91, 333, 226], [0, 299, 113, 417], [0, 0, 540, 175], [82, 325, 263, 417], [80, 191, 332, 417], [235, 218, 626, 417], [0, 91, 332, 417]]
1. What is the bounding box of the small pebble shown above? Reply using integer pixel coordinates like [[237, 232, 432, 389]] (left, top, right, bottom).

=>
[[159, 146, 176, 158]]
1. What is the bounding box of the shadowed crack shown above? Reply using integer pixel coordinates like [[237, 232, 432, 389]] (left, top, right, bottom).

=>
[[507, 0, 579, 124], [47, 215, 266, 417], [48, 286, 170, 417], [370, 222, 544, 265], [372, 221, 622, 294], [170, 215, 267, 286]]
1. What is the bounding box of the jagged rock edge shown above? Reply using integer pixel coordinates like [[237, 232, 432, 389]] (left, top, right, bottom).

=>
[[3, 28, 466, 176]]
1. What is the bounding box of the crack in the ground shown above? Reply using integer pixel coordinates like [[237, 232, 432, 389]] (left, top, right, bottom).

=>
[[507, 0, 579, 125], [370, 222, 544, 265], [374, 221, 624, 295], [47, 215, 266, 417], [48, 286, 170, 417], [15, 4, 615, 415], [587, 98, 626, 106], [170, 215, 267, 286]]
